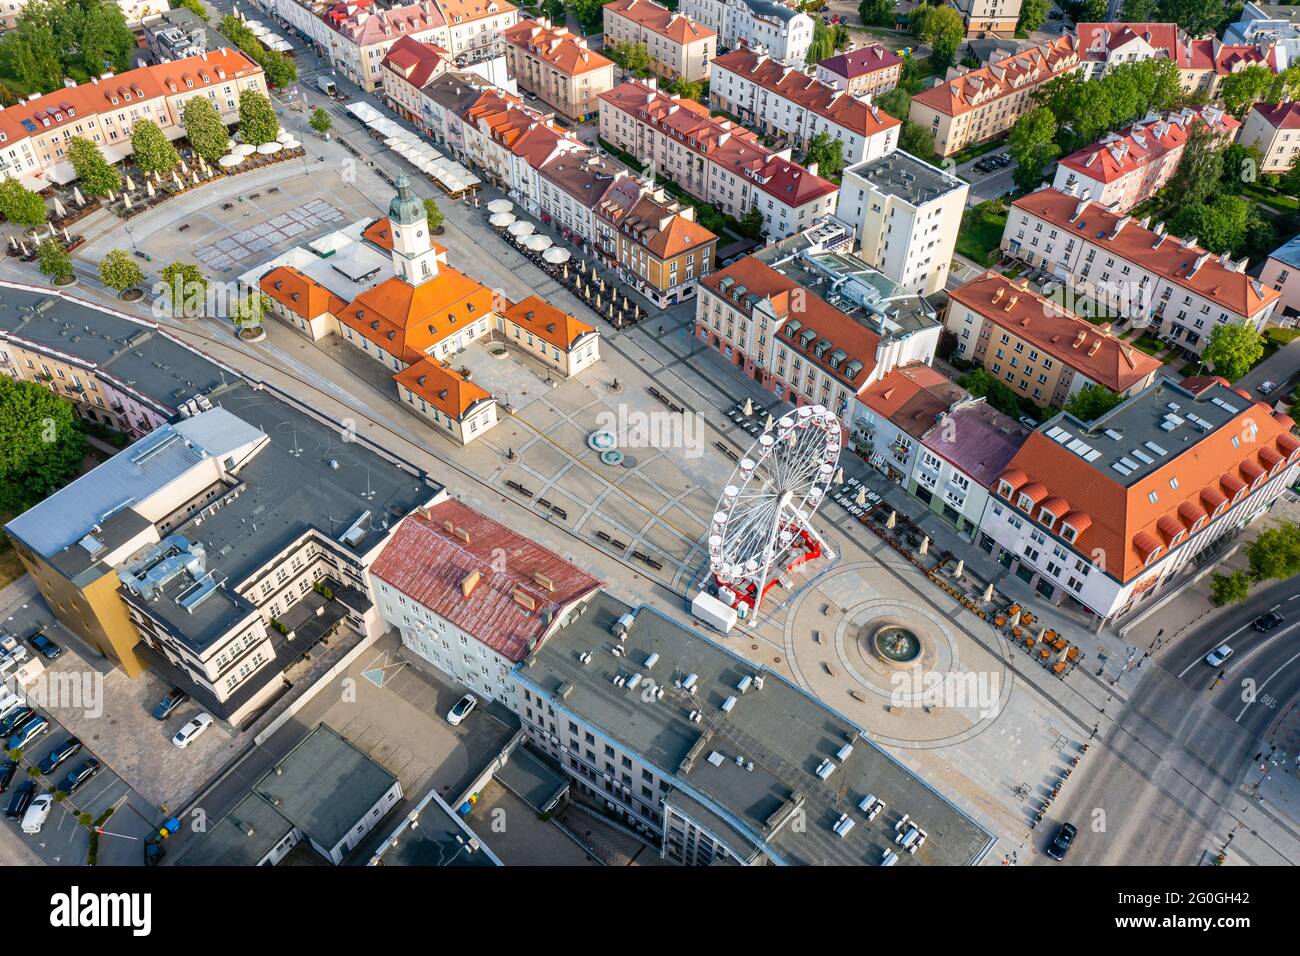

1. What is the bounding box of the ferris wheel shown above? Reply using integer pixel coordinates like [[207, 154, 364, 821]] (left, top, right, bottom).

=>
[[708, 405, 842, 621]]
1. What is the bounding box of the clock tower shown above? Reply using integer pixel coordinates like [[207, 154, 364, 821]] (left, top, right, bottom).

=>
[[387, 174, 439, 286]]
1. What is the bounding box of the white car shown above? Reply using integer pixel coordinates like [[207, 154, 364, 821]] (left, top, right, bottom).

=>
[[21, 793, 53, 834], [1205, 645, 1234, 667], [1258, 381, 1276, 395], [172, 713, 214, 748], [446, 693, 478, 727]]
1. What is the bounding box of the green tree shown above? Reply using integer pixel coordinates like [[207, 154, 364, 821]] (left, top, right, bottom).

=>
[[1119, 0, 1158, 19], [1156, 0, 1228, 36], [1169, 120, 1226, 205], [570, 0, 605, 32], [1246, 521, 1300, 582], [157, 261, 209, 318], [68, 0, 135, 77], [858, 0, 896, 27], [1019, 0, 1049, 32], [804, 131, 844, 179], [913, 4, 964, 69], [1209, 570, 1251, 606], [876, 86, 910, 120], [1079, 0, 1108, 19], [739, 205, 764, 239], [1063, 383, 1123, 422], [1269, 64, 1300, 102], [237, 89, 278, 146], [0, 179, 48, 228], [806, 19, 837, 66], [1218, 64, 1274, 118], [1220, 142, 1260, 193], [67, 137, 121, 198], [609, 41, 653, 78], [231, 291, 270, 331], [898, 120, 936, 159], [129, 119, 180, 175], [1168, 195, 1250, 256], [423, 198, 444, 231], [669, 77, 704, 101], [178, 0, 208, 19], [259, 49, 297, 88], [97, 248, 142, 292], [832, 24, 850, 51], [0, 377, 88, 512], [182, 96, 230, 163], [2, 2, 63, 93], [541, 0, 564, 21], [1201, 320, 1264, 381], [1008, 106, 1060, 192], [36, 237, 72, 282], [958, 368, 1020, 417], [309, 107, 332, 135]]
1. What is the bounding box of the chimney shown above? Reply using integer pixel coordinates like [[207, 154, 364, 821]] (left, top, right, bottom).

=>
[[461, 569, 481, 598]]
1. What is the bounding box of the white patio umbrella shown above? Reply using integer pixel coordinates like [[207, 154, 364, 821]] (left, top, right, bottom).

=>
[[257, 141, 283, 154], [233, 143, 256, 158], [489, 212, 516, 228], [52, 196, 66, 217], [146, 180, 156, 197], [507, 220, 535, 238], [487, 199, 513, 214], [219, 154, 241, 168], [525, 234, 552, 252], [543, 247, 570, 265], [72, 186, 85, 206]]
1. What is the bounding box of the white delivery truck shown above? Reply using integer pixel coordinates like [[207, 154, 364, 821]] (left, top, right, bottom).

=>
[[691, 591, 738, 634], [315, 75, 338, 97]]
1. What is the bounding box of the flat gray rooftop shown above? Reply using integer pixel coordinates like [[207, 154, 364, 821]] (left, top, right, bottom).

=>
[[372, 789, 501, 867], [1039, 379, 1249, 488], [846, 148, 966, 207], [173, 791, 295, 866], [519, 592, 994, 866]]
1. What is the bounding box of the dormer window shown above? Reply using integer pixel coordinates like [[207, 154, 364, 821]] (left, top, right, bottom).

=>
[[1171, 530, 1187, 548], [1061, 524, 1077, 543], [1017, 493, 1035, 512], [1144, 546, 1163, 566], [998, 480, 1015, 499], [1038, 509, 1055, 528]]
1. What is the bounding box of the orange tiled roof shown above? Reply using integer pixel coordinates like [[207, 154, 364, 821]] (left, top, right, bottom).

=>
[[603, 0, 715, 43], [503, 295, 594, 350], [436, 0, 516, 26], [596, 189, 715, 259], [712, 48, 900, 139], [999, 387, 1300, 583], [259, 266, 348, 320], [504, 20, 613, 76], [0, 48, 262, 147], [394, 356, 493, 420], [948, 271, 1162, 392], [1058, 108, 1238, 185], [859, 363, 960, 422], [1011, 187, 1279, 317], [911, 35, 1078, 118], [361, 217, 449, 257], [380, 34, 451, 87], [339, 268, 496, 361]]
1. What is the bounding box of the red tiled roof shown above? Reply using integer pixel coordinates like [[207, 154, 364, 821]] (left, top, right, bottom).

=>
[[859, 363, 959, 424], [603, 0, 715, 43], [912, 35, 1077, 118], [394, 356, 492, 419], [1058, 108, 1238, 185], [505, 20, 613, 76], [380, 34, 451, 87], [259, 266, 348, 320], [1011, 188, 1279, 317], [948, 271, 1162, 392], [1251, 100, 1300, 129], [503, 295, 595, 350], [1076, 22, 1181, 63], [370, 500, 602, 662], [712, 47, 900, 140]]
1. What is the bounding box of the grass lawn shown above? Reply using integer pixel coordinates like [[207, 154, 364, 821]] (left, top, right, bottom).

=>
[[1259, 325, 1300, 363], [1245, 184, 1300, 213], [1132, 334, 1165, 357], [955, 203, 1008, 267]]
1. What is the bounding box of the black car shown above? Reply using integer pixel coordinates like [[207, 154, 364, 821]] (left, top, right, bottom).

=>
[[57, 758, 101, 796], [37, 737, 82, 776], [0, 760, 16, 794], [0, 706, 36, 738], [5, 780, 35, 819], [1046, 822, 1077, 861], [1254, 611, 1285, 633], [27, 633, 62, 661], [151, 688, 190, 721]]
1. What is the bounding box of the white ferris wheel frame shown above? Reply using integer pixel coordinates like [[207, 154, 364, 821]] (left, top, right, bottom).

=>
[[708, 404, 842, 621]]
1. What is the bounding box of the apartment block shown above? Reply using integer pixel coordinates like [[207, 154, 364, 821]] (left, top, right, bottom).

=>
[[0, 49, 267, 190], [1239, 100, 1300, 172], [694, 223, 940, 429], [1053, 107, 1240, 212], [908, 35, 1079, 157], [1003, 187, 1279, 357], [977, 379, 1299, 624], [709, 47, 901, 165], [836, 149, 968, 295], [510, 591, 995, 864], [379, 35, 454, 127], [679, 0, 813, 66], [602, 0, 717, 82], [503, 18, 615, 121], [594, 182, 717, 307], [946, 271, 1162, 408], [814, 45, 903, 100], [951, 0, 1022, 38], [1259, 234, 1300, 318], [600, 79, 839, 239], [370, 498, 602, 705]]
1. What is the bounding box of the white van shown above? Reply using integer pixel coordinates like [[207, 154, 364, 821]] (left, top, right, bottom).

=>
[[21, 793, 53, 834], [0, 687, 24, 721]]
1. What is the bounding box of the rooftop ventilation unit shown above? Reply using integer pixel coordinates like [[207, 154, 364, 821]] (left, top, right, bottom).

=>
[[833, 813, 856, 838], [643, 651, 659, 670], [720, 695, 737, 713], [816, 758, 836, 780]]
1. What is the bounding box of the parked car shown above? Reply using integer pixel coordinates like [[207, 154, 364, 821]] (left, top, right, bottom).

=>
[[57, 758, 101, 796], [21, 794, 53, 834], [0, 688, 24, 721], [172, 713, 213, 749], [1258, 380, 1276, 395], [151, 688, 190, 721], [0, 759, 16, 794], [1254, 611, 1285, 633], [0, 706, 36, 739], [27, 633, 62, 661], [37, 737, 82, 776], [5, 780, 35, 819], [446, 693, 478, 726], [1046, 822, 1077, 860], [1205, 644, 1234, 666], [6, 714, 49, 750]]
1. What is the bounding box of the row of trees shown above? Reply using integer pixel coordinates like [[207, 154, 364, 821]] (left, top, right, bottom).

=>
[[0, 0, 134, 95], [1211, 522, 1300, 605], [0, 377, 87, 514], [219, 15, 298, 89]]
